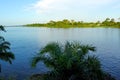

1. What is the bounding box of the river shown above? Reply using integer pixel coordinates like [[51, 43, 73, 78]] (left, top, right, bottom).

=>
[[1, 27, 120, 80]]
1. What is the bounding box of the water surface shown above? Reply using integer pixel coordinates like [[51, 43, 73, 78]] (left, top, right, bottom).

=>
[[1, 27, 120, 80]]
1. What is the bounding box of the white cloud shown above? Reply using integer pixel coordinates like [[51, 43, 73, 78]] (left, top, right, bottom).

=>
[[28, 0, 117, 13], [25, 0, 119, 23]]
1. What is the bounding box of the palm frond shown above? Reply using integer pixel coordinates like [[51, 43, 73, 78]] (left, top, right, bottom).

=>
[[40, 42, 62, 58], [0, 52, 15, 64], [0, 41, 11, 52], [31, 55, 55, 68], [0, 36, 5, 41], [31, 56, 42, 67], [0, 45, 10, 49], [1, 41, 11, 46], [0, 25, 6, 32], [86, 56, 101, 69], [79, 45, 96, 55]]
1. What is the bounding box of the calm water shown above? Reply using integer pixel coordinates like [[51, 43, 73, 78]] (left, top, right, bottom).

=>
[[1, 27, 120, 80]]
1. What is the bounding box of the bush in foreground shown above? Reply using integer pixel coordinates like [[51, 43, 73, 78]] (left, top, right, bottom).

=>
[[31, 42, 115, 80]]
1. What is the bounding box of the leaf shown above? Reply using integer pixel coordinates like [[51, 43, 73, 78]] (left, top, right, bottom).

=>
[[0, 25, 6, 32]]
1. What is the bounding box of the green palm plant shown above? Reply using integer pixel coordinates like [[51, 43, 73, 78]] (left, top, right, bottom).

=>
[[0, 25, 15, 72], [31, 42, 115, 80]]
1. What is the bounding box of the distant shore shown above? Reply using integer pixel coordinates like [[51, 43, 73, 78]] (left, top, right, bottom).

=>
[[25, 18, 120, 28]]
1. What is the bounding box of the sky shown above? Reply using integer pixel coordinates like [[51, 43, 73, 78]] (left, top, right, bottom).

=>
[[0, 0, 120, 25]]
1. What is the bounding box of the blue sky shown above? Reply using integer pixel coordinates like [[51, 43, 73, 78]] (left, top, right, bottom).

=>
[[0, 0, 120, 25]]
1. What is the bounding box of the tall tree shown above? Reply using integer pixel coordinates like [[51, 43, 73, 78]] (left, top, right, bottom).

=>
[[105, 18, 110, 22], [63, 19, 70, 25], [0, 25, 15, 72]]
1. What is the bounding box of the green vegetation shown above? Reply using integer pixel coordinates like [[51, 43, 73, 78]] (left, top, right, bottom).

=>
[[31, 42, 115, 80], [0, 25, 15, 72], [26, 18, 120, 28]]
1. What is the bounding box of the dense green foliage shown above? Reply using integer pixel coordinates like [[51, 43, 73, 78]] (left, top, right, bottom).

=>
[[26, 18, 120, 28], [0, 25, 15, 72], [31, 42, 115, 80]]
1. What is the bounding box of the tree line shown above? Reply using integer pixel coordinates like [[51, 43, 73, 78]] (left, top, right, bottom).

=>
[[26, 18, 120, 28]]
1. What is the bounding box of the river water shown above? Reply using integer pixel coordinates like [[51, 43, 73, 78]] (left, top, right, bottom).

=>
[[1, 27, 120, 80]]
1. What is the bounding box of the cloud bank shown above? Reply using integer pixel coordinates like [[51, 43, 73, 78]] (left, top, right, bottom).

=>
[[25, 0, 120, 22]]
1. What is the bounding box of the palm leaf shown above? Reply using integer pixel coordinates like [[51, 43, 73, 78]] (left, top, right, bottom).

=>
[[31, 53, 54, 68], [0, 25, 6, 32], [31, 56, 42, 67], [0, 36, 5, 41], [40, 42, 62, 58], [0, 52, 15, 64]]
